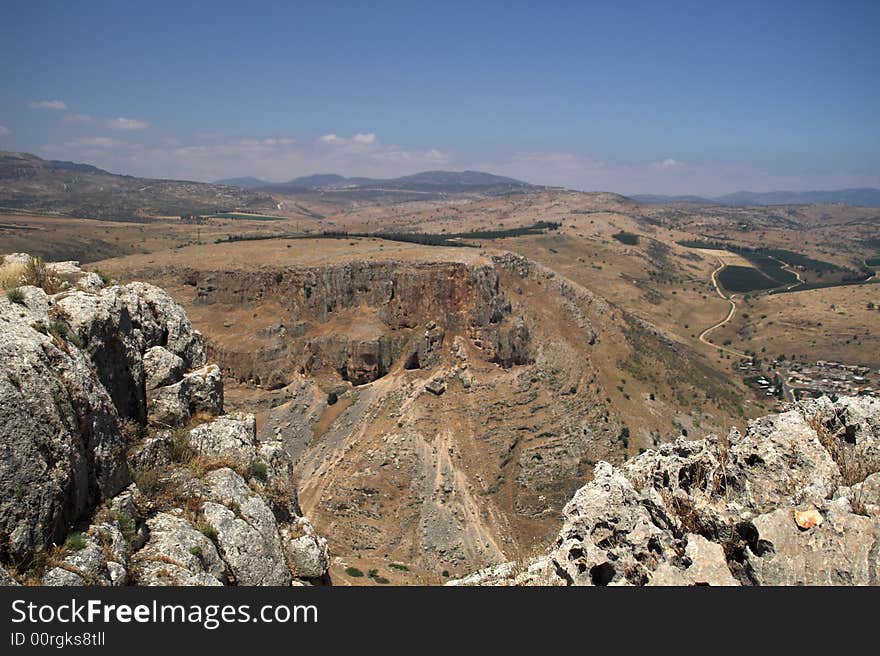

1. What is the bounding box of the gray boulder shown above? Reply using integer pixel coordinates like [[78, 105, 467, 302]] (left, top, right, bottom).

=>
[[147, 364, 223, 427], [131, 512, 227, 586], [143, 346, 185, 390], [200, 468, 291, 586]]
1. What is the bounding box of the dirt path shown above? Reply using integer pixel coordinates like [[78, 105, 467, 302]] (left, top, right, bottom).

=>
[[699, 257, 749, 358]]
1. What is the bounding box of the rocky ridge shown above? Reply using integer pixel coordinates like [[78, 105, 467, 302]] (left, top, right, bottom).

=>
[[451, 395, 880, 585], [0, 254, 329, 585], [187, 259, 532, 388]]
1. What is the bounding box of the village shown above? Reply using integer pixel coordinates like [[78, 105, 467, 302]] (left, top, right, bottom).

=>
[[737, 357, 880, 403]]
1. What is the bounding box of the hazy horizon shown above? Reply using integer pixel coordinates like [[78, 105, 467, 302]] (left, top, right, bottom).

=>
[[2, 1, 878, 195]]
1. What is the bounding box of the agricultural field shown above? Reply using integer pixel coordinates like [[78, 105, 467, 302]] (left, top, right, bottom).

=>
[[717, 265, 783, 293]]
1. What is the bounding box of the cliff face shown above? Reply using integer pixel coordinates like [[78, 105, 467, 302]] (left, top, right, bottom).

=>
[[0, 255, 330, 585], [189, 260, 531, 387], [452, 395, 880, 586]]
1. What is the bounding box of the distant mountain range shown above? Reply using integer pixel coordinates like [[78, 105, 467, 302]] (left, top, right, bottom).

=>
[[632, 188, 880, 208], [0, 151, 273, 220], [216, 170, 532, 193]]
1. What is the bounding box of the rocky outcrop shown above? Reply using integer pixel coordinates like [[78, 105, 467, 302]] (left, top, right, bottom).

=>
[[0, 256, 329, 585], [452, 396, 880, 586], [190, 259, 530, 386]]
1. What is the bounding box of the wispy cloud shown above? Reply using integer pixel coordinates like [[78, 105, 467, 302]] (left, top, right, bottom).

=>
[[39, 131, 456, 182], [651, 158, 682, 171], [317, 133, 345, 145], [0, 126, 9, 137], [63, 113, 94, 124], [29, 99, 68, 110], [66, 136, 129, 148], [318, 132, 376, 147], [106, 117, 149, 130]]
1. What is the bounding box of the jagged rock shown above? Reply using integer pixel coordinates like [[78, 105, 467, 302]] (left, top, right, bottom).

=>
[[0, 255, 331, 586], [147, 364, 223, 427], [200, 468, 291, 585], [0, 287, 130, 563], [0, 566, 20, 586], [281, 519, 331, 579], [425, 377, 446, 395], [455, 396, 880, 586], [46, 261, 104, 292], [43, 536, 111, 586], [747, 507, 879, 585], [57, 282, 206, 422], [143, 346, 185, 390], [650, 534, 739, 586], [131, 512, 227, 586], [127, 434, 174, 472], [187, 414, 294, 493]]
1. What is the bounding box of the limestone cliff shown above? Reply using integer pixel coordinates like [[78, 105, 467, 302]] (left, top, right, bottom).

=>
[[0, 255, 330, 585]]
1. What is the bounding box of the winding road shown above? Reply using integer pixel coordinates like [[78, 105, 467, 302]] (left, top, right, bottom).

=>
[[698, 257, 749, 358]]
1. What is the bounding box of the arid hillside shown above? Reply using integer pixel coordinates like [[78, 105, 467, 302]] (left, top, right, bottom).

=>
[[95, 237, 750, 581]]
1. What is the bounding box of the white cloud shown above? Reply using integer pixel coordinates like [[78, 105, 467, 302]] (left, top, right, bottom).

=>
[[651, 158, 682, 171], [318, 132, 377, 147], [318, 133, 345, 145], [63, 113, 94, 124], [106, 117, 149, 130], [0, 126, 9, 137], [38, 131, 458, 182], [29, 100, 67, 110]]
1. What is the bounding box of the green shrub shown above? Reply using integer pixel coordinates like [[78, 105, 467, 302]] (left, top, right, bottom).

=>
[[64, 532, 87, 551], [344, 566, 364, 578], [48, 319, 84, 349], [389, 563, 409, 571], [249, 461, 268, 481], [198, 522, 218, 542], [5, 287, 24, 304]]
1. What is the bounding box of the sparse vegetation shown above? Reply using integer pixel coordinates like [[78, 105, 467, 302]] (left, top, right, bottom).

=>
[[198, 522, 218, 542], [612, 231, 639, 245], [64, 532, 87, 552], [344, 566, 364, 578], [5, 287, 24, 304]]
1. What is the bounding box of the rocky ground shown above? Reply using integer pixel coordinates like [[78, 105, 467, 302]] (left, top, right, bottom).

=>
[[0, 254, 329, 585], [450, 395, 880, 585]]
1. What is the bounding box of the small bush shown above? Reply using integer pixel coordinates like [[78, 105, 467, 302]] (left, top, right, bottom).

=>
[[344, 566, 364, 578], [389, 563, 409, 571], [48, 319, 84, 349], [113, 511, 136, 546], [21, 257, 62, 294], [189, 545, 203, 557], [64, 532, 87, 552], [249, 461, 268, 481], [198, 522, 218, 542], [5, 287, 24, 304]]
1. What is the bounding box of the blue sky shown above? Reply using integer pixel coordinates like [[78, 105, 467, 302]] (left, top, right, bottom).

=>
[[2, 0, 878, 194]]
